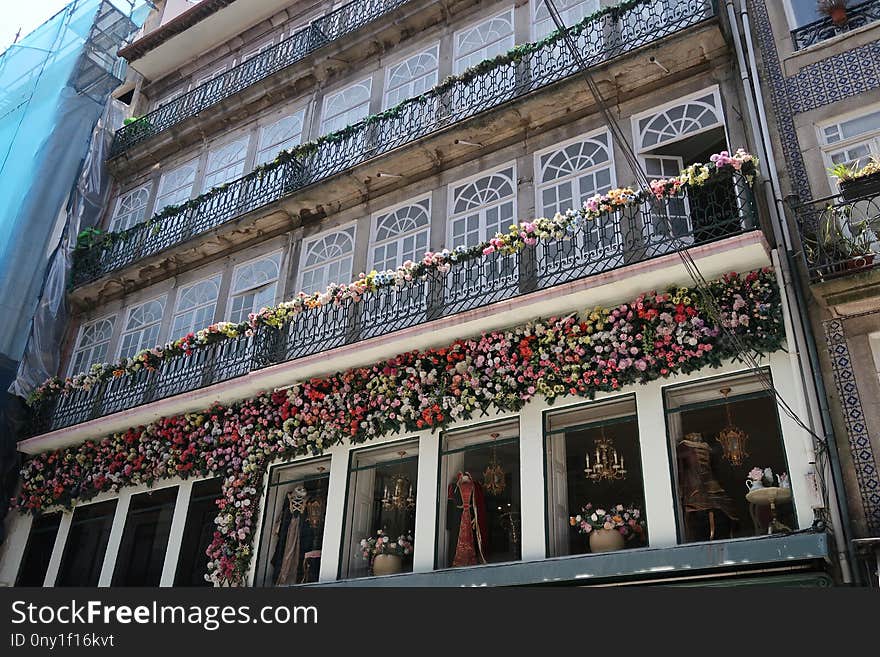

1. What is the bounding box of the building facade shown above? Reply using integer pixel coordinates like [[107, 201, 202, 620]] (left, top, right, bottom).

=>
[[0, 0, 857, 587]]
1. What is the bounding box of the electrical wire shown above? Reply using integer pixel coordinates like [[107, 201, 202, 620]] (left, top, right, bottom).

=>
[[543, 0, 829, 453]]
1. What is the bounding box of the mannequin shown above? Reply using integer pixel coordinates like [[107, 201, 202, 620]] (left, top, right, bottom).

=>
[[301, 494, 326, 584], [270, 485, 308, 585], [676, 432, 738, 540], [447, 472, 488, 567]]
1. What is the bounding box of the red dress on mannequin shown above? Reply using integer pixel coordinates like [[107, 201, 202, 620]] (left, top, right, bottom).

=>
[[448, 472, 488, 567]]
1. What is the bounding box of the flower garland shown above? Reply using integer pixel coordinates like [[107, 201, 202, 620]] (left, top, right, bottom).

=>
[[78, 0, 675, 266], [36, 150, 757, 408], [16, 268, 782, 585]]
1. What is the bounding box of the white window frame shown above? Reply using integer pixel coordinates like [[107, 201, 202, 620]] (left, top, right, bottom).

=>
[[68, 314, 116, 376], [170, 275, 222, 339], [109, 183, 152, 232], [227, 251, 283, 324], [193, 65, 227, 90], [532, 129, 617, 218], [203, 136, 251, 190], [117, 295, 168, 360], [630, 85, 727, 157], [297, 224, 357, 295], [446, 162, 518, 249], [368, 196, 432, 271], [240, 39, 275, 64], [382, 43, 440, 110], [155, 159, 198, 213], [781, 0, 823, 29], [452, 8, 516, 75], [152, 89, 183, 111], [319, 78, 373, 136], [530, 0, 599, 41], [818, 103, 880, 189], [255, 108, 306, 167]]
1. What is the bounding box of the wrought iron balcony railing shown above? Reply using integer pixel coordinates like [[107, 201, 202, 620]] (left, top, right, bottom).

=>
[[790, 0, 880, 50], [77, 0, 717, 286], [796, 185, 880, 281], [36, 174, 756, 435], [110, 0, 412, 157]]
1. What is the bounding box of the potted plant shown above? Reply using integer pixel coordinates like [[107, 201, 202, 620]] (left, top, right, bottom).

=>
[[803, 204, 880, 275], [359, 529, 413, 576], [829, 157, 880, 201], [570, 503, 647, 553], [818, 0, 850, 26]]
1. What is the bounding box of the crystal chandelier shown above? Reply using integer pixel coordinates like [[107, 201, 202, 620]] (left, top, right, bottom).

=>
[[584, 427, 626, 481], [483, 432, 507, 495], [716, 387, 749, 466], [382, 451, 415, 510]]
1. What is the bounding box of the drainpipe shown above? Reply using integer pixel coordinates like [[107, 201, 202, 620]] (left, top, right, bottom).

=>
[[724, 0, 858, 584]]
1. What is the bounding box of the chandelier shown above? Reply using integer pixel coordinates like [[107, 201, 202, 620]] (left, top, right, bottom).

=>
[[716, 387, 749, 466], [584, 427, 626, 482], [382, 451, 415, 510], [483, 432, 507, 496]]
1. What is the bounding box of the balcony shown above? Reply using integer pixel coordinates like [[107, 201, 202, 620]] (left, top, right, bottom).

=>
[[790, 0, 880, 51], [78, 0, 718, 288], [797, 187, 880, 282], [110, 0, 413, 158], [34, 174, 757, 436]]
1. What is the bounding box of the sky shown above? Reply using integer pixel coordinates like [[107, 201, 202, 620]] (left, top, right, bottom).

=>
[[0, 0, 73, 56]]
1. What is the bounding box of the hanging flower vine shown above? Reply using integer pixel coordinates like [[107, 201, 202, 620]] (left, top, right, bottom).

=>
[[16, 268, 782, 584]]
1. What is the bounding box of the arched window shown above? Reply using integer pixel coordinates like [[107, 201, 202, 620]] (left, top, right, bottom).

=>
[[119, 297, 167, 359], [384, 46, 440, 109], [110, 185, 151, 232], [454, 10, 514, 74], [300, 227, 356, 295], [636, 92, 722, 151], [228, 253, 282, 324], [171, 276, 221, 338], [204, 137, 249, 189], [320, 79, 372, 135], [532, 0, 599, 39], [449, 167, 516, 248], [371, 200, 431, 271], [536, 134, 614, 217], [156, 160, 197, 213], [256, 111, 305, 166], [70, 317, 115, 375]]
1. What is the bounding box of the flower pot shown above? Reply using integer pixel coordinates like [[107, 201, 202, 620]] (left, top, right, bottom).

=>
[[845, 253, 875, 271], [829, 7, 848, 26], [371, 554, 402, 576], [839, 172, 880, 202], [589, 528, 625, 553]]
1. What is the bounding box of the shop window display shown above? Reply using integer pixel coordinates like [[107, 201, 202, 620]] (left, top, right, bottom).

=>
[[255, 459, 330, 586], [545, 397, 648, 557], [56, 499, 117, 587], [112, 486, 178, 586], [665, 370, 797, 543], [437, 421, 521, 569], [174, 478, 223, 586], [341, 441, 419, 579], [15, 512, 62, 586]]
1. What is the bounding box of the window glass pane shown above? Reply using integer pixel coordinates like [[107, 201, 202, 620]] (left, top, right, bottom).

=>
[[384, 46, 439, 109], [174, 478, 223, 587], [438, 421, 521, 568], [229, 254, 281, 324], [637, 92, 721, 151], [545, 398, 648, 557], [171, 276, 220, 338], [254, 460, 330, 586], [56, 500, 117, 587], [204, 137, 249, 189], [342, 441, 419, 579], [538, 136, 613, 216], [156, 161, 197, 213], [110, 185, 151, 232], [256, 111, 305, 166], [16, 512, 62, 586], [70, 316, 115, 375], [320, 79, 372, 135], [112, 487, 178, 586], [533, 0, 599, 39], [665, 370, 798, 543], [120, 297, 166, 359], [371, 200, 431, 270], [837, 110, 880, 141], [454, 11, 514, 74], [449, 168, 516, 247], [787, 0, 822, 27], [301, 228, 355, 294]]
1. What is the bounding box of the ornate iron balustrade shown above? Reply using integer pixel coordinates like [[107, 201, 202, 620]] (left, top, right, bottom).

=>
[[796, 186, 880, 281], [109, 0, 412, 157], [77, 0, 717, 286], [790, 0, 880, 50], [36, 174, 756, 434]]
